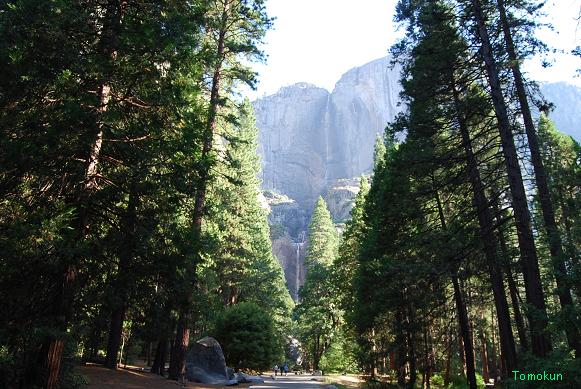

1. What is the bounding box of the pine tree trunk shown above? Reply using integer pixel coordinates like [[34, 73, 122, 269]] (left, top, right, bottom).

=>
[[443, 333, 452, 386], [470, 0, 551, 357], [41, 3, 127, 386], [496, 0, 580, 357], [105, 189, 138, 369], [151, 338, 168, 376], [146, 342, 151, 366], [313, 333, 320, 371], [169, 3, 229, 378], [407, 304, 417, 389], [494, 204, 529, 352], [479, 312, 490, 384], [396, 308, 407, 387], [491, 310, 499, 379], [105, 306, 125, 369], [452, 277, 477, 389], [389, 351, 396, 372], [423, 327, 432, 389], [434, 188, 477, 388], [459, 334, 467, 377], [371, 327, 378, 378], [450, 80, 517, 373], [169, 318, 190, 380]]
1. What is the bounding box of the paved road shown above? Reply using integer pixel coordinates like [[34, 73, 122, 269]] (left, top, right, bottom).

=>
[[249, 375, 329, 389]]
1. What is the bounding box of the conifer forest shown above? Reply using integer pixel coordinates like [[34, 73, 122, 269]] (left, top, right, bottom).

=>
[[0, 1, 580, 388]]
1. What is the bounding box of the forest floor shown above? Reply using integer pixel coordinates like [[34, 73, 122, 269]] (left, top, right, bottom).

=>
[[79, 363, 252, 389], [78, 363, 363, 389]]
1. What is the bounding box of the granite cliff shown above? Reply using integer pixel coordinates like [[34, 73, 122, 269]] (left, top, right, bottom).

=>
[[253, 57, 581, 300], [253, 57, 402, 299]]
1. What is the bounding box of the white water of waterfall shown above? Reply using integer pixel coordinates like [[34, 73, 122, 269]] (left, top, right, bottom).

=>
[[295, 243, 300, 300]]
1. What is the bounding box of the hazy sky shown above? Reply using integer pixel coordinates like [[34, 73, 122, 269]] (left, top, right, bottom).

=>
[[245, 0, 581, 99]]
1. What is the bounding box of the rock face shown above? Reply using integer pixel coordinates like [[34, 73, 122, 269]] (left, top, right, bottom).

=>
[[326, 58, 402, 180], [255, 57, 401, 211], [186, 337, 229, 385], [254, 58, 403, 299], [325, 179, 360, 224], [255, 83, 331, 210], [538, 82, 581, 141], [254, 56, 581, 299]]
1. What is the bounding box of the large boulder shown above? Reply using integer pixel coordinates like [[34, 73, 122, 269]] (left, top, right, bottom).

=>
[[185, 337, 229, 385]]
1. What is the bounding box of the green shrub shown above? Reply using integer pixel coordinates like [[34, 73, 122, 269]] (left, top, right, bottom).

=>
[[214, 302, 279, 371], [504, 350, 581, 389], [430, 373, 445, 387], [319, 330, 358, 374]]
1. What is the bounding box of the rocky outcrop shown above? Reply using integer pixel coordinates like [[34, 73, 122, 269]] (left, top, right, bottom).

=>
[[264, 191, 307, 300], [326, 57, 402, 179], [255, 57, 581, 300], [324, 179, 360, 224], [539, 82, 581, 141], [254, 58, 401, 299], [255, 84, 331, 210], [255, 58, 401, 211], [186, 337, 229, 385]]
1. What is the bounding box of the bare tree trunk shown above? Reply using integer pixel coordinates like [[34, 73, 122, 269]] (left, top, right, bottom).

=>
[[496, 0, 580, 357], [470, 0, 551, 357]]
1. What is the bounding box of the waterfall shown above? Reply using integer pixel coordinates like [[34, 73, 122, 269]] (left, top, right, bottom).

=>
[[293, 231, 307, 300], [295, 242, 300, 300]]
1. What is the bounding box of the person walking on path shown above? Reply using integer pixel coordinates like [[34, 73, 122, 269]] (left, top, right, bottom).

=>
[[274, 364, 279, 377], [283, 362, 289, 376]]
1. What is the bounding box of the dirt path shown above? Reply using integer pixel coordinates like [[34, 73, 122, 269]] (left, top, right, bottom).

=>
[[247, 375, 327, 389], [78, 364, 251, 389], [78, 364, 360, 389]]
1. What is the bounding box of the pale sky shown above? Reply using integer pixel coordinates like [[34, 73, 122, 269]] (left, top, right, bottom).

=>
[[244, 0, 581, 100]]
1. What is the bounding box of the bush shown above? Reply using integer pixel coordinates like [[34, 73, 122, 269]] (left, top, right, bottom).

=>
[[319, 329, 358, 374], [503, 350, 581, 389], [448, 373, 485, 389], [430, 373, 445, 387], [214, 302, 279, 371]]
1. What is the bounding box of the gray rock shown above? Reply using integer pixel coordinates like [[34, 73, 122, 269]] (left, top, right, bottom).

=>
[[185, 337, 229, 385], [254, 58, 402, 301], [324, 178, 360, 223], [235, 372, 265, 384], [538, 82, 581, 142], [255, 58, 402, 211]]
